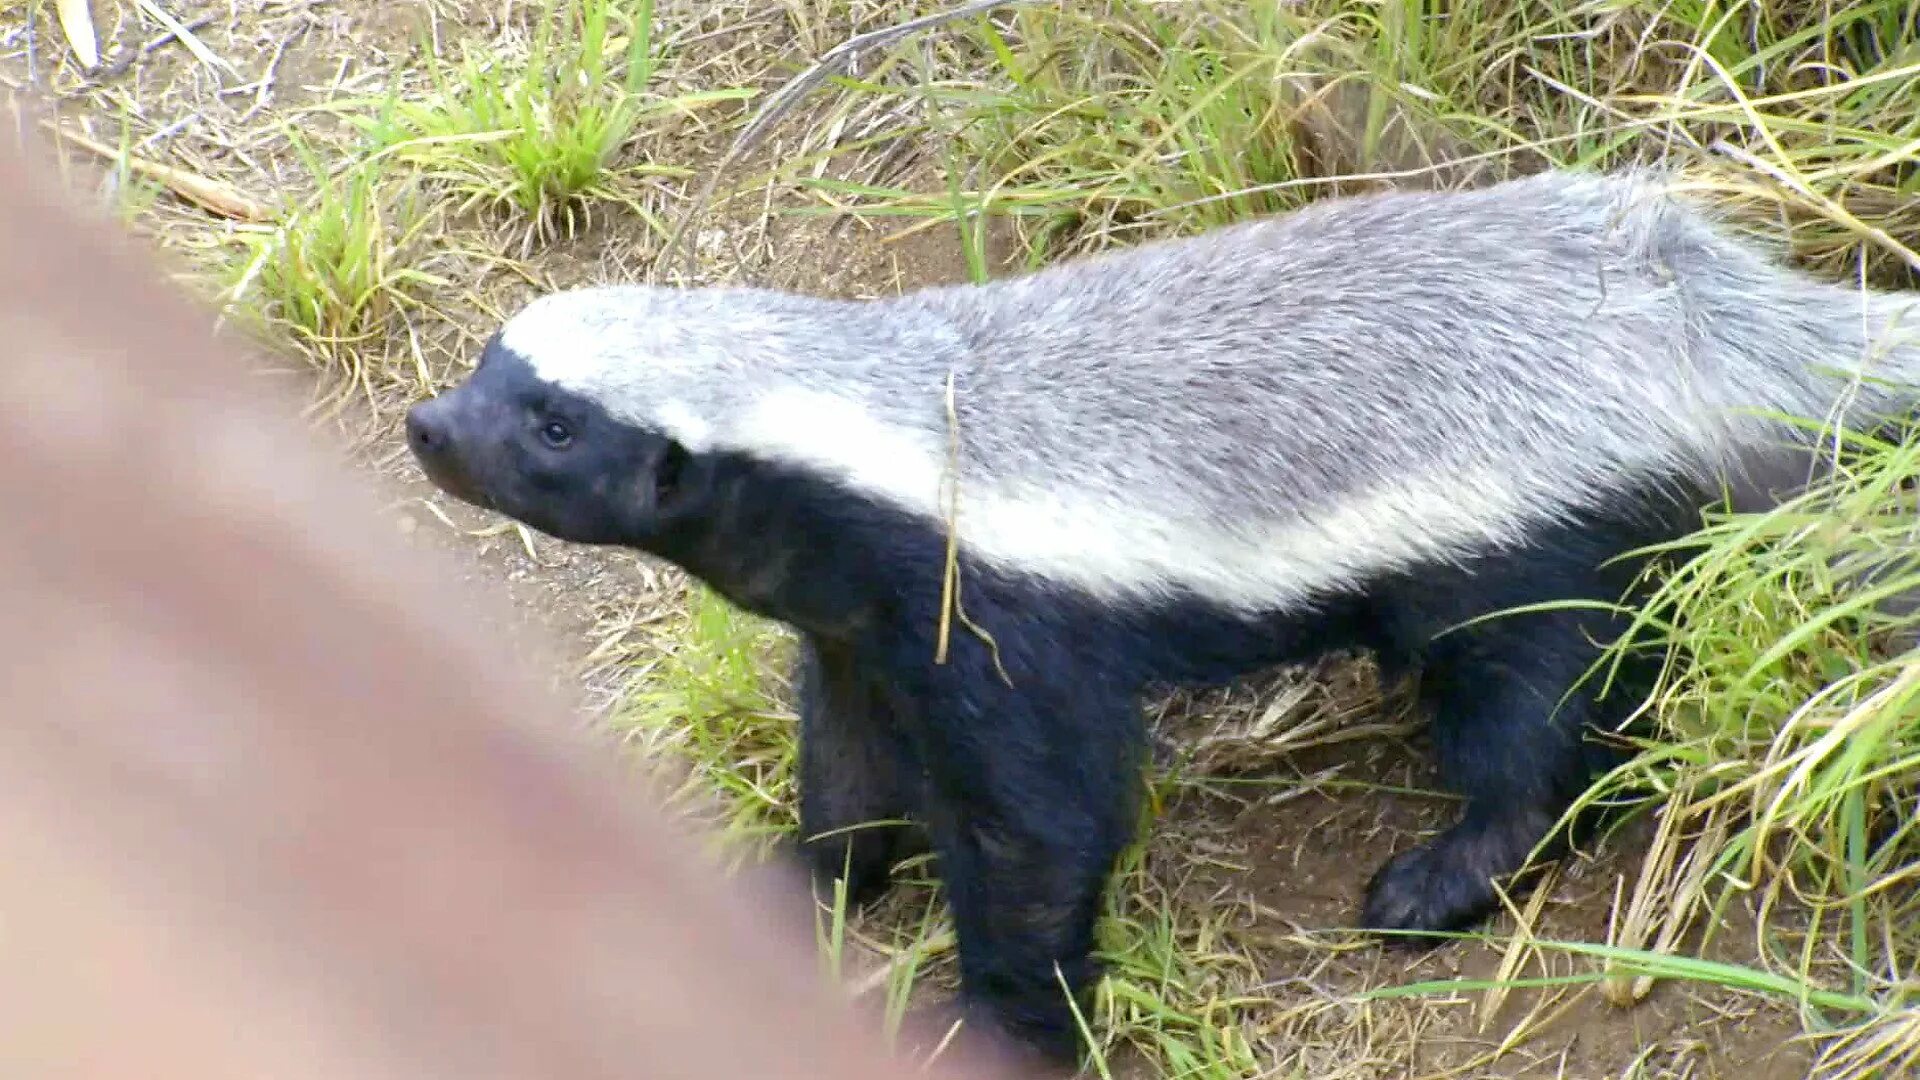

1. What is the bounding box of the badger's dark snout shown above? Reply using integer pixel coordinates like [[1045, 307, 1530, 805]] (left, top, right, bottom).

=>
[[404, 399, 448, 456], [405, 396, 488, 508]]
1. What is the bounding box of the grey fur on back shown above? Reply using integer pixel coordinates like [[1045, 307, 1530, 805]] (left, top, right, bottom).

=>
[[502, 169, 1920, 612]]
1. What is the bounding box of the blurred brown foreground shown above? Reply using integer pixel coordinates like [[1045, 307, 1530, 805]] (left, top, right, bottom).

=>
[[0, 136, 1014, 1080]]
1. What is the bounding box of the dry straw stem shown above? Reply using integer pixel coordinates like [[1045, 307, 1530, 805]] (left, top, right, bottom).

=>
[[128, 0, 235, 79], [1667, 40, 1920, 277], [657, 0, 1057, 282], [42, 119, 274, 221], [1812, 1007, 1920, 1080], [933, 369, 1010, 686], [1601, 811, 1732, 1007]]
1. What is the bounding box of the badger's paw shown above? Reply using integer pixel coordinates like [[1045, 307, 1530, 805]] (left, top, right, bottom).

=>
[[1358, 813, 1554, 946], [1358, 841, 1500, 946]]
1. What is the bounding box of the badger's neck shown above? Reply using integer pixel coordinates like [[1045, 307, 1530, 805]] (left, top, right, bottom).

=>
[[647, 296, 975, 527], [639, 446, 940, 640]]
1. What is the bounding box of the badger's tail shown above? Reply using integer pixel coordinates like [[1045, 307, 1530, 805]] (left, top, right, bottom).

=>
[[1780, 283, 1920, 656], [1732, 278, 1920, 494], [1602, 169, 1920, 649], [1823, 284, 1920, 420], [1642, 170, 1920, 426], [1863, 286, 1920, 399]]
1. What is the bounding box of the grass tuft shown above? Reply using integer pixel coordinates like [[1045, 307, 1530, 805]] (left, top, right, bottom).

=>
[[607, 584, 799, 856], [779, 0, 1918, 276], [1580, 420, 1920, 1046], [1080, 826, 1271, 1079], [348, 0, 752, 246], [225, 136, 450, 403]]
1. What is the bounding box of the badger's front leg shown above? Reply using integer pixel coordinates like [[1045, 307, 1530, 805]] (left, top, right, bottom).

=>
[[794, 634, 926, 909], [1359, 601, 1640, 938], [900, 646, 1144, 1067]]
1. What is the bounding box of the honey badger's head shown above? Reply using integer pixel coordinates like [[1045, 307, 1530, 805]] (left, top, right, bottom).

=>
[[405, 285, 746, 550], [406, 282, 958, 636]]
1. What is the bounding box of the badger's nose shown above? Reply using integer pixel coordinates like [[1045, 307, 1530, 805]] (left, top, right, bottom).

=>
[[405, 401, 446, 457], [405, 397, 491, 508]]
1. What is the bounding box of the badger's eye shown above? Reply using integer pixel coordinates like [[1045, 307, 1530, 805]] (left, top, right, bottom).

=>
[[539, 420, 573, 449]]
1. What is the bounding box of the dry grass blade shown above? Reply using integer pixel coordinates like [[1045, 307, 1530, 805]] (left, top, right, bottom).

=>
[[933, 369, 1010, 685], [1600, 807, 1731, 1006], [44, 121, 274, 221], [1477, 872, 1559, 1030], [131, 0, 236, 78], [52, 0, 99, 70], [1812, 1008, 1920, 1080]]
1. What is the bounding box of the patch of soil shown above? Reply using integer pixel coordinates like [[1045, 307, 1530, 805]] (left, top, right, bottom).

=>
[[1165, 753, 1816, 1078]]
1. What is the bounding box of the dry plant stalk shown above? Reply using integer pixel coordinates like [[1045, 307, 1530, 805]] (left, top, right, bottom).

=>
[[934, 370, 1011, 686], [1601, 798, 1732, 1006], [130, 0, 237, 77], [44, 120, 275, 221]]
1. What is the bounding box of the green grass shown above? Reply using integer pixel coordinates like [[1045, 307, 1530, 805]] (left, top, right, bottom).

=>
[[221, 0, 759, 399], [778, 0, 1919, 277], [1079, 831, 1269, 1079], [225, 135, 451, 400], [1573, 420, 1920, 1055], [346, 0, 753, 242], [607, 585, 799, 858]]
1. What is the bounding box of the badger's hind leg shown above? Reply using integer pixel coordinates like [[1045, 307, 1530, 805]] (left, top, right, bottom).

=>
[[1359, 584, 1648, 940], [794, 634, 925, 909]]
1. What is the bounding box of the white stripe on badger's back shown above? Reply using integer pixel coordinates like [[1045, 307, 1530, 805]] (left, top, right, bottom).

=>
[[716, 387, 1616, 612], [487, 169, 1920, 614], [952, 465, 1545, 609]]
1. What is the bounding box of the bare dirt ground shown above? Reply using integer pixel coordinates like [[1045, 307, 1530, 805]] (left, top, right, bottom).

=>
[[0, 2, 1829, 1076]]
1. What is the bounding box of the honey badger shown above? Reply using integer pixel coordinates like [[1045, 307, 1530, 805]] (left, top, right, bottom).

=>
[[406, 169, 1920, 1066]]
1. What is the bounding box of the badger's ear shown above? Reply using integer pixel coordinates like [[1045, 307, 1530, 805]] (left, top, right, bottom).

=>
[[637, 436, 709, 525], [473, 331, 514, 374], [652, 440, 689, 506]]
